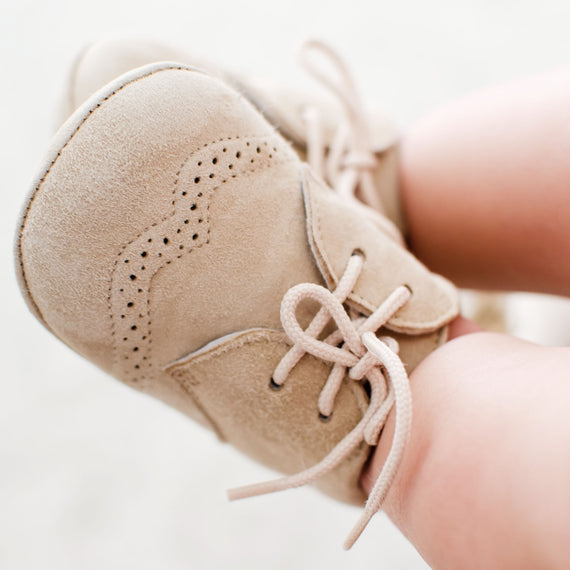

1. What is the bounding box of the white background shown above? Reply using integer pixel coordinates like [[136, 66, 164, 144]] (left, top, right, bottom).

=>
[[1, 1, 570, 569]]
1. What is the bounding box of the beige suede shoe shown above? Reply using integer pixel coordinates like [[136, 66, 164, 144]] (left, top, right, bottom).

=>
[[16, 63, 458, 548], [60, 38, 406, 233]]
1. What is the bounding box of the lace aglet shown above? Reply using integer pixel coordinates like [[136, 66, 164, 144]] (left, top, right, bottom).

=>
[[227, 484, 263, 502], [342, 509, 374, 550], [227, 477, 293, 502]]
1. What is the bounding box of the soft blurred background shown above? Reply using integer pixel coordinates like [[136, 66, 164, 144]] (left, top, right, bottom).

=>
[[2, 1, 570, 569]]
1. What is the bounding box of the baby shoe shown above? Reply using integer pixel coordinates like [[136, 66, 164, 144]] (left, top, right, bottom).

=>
[[16, 63, 458, 548], [60, 38, 406, 235]]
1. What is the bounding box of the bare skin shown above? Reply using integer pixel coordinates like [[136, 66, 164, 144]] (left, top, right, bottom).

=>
[[361, 69, 570, 569], [400, 67, 570, 296]]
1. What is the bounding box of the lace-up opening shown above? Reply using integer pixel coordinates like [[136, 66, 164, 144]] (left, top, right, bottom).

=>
[[296, 41, 403, 245], [228, 252, 414, 549], [298, 41, 381, 212]]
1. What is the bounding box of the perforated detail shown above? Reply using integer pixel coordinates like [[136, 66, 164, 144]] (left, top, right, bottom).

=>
[[109, 135, 284, 385]]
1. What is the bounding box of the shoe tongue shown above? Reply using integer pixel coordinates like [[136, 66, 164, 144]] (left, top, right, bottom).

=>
[[301, 166, 459, 334]]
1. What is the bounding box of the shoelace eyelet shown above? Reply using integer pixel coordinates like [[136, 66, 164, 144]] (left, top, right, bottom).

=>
[[269, 377, 283, 391], [351, 247, 366, 261]]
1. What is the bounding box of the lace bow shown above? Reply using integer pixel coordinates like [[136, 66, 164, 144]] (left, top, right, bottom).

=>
[[228, 253, 413, 549]]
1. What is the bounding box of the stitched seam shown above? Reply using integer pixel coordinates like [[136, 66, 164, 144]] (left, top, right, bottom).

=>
[[107, 134, 263, 363], [110, 138, 293, 387], [141, 155, 293, 379]]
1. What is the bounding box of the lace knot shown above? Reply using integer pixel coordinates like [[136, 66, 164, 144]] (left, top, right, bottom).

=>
[[348, 339, 387, 381]]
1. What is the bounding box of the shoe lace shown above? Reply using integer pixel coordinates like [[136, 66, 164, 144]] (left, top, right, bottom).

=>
[[298, 40, 386, 215], [228, 253, 413, 549]]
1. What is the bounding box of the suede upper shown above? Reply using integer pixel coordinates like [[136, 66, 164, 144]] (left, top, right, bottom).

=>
[[16, 63, 459, 505]]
